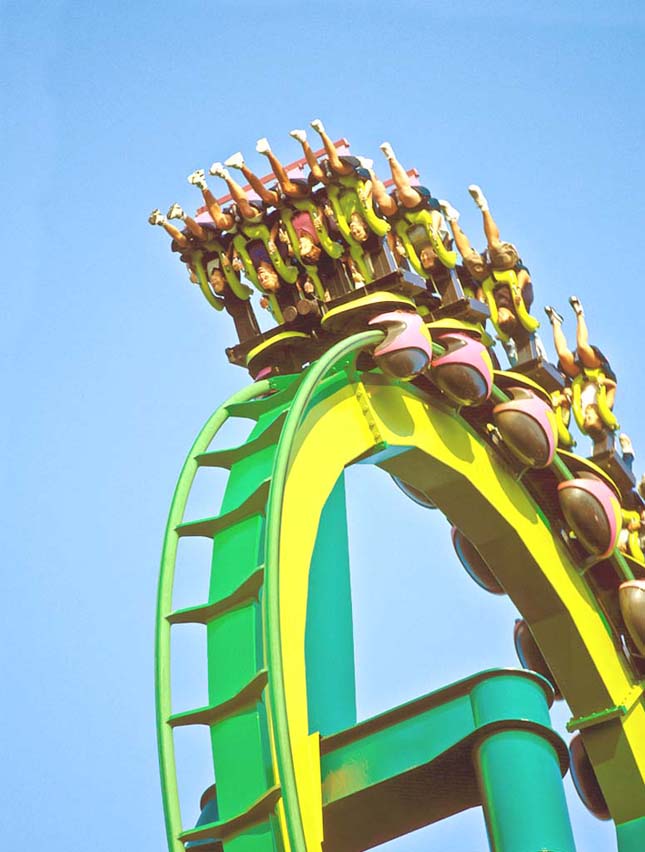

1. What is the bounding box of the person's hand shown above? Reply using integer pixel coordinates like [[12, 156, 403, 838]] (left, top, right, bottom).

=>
[[303, 281, 314, 294]]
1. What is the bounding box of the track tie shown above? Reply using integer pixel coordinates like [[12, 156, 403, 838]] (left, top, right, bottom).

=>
[[167, 566, 265, 624], [196, 411, 287, 470], [168, 669, 268, 728], [178, 785, 281, 845], [176, 479, 270, 538]]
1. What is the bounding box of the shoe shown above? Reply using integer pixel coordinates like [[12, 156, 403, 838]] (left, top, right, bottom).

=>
[[439, 200, 460, 222], [167, 203, 185, 220], [569, 295, 584, 316], [619, 434, 635, 456], [187, 169, 207, 189], [289, 129, 307, 143], [224, 152, 245, 170], [379, 141, 395, 160], [544, 305, 564, 325], [256, 137, 271, 155], [148, 209, 165, 226], [310, 119, 325, 133], [209, 162, 229, 179], [357, 156, 373, 170], [282, 305, 298, 323], [468, 184, 489, 211]]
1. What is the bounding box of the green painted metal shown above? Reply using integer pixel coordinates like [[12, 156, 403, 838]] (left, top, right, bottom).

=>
[[158, 348, 645, 851], [616, 815, 645, 851], [471, 675, 576, 852], [156, 379, 273, 852], [263, 330, 385, 852], [305, 474, 356, 737], [567, 704, 629, 733], [320, 669, 571, 851]]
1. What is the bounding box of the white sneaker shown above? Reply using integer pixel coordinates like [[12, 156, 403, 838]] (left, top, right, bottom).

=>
[[148, 208, 165, 226], [187, 169, 207, 189], [357, 156, 374, 170], [468, 184, 489, 211], [224, 152, 245, 170], [289, 129, 307, 143], [209, 162, 229, 179], [256, 137, 271, 155], [380, 141, 396, 160], [620, 434, 635, 456], [439, 200, 460, 222], [310, 118, 325, 133], [167, 203, 185, 220]]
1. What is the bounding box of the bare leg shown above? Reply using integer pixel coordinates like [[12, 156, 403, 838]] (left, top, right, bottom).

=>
[[468, 185, 502, 247], [571, 297, 602, 369], [187, 170, 235, 229], [369, 171, 397, 216], [148, 209, 190, 247], [380, 142, 421, 208], [310, 119, 352, 175], [201, 188, 235, 229], [223, 153, 279, 205], [166, 204, 209, 241], [210, 163, 263, 221], [545, 310, 578, 377], [256, 138, 305, 198], [290, 129, 327, 184]]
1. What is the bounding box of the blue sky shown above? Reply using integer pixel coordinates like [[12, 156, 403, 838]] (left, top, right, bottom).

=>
[[2, 2, 644, 849]]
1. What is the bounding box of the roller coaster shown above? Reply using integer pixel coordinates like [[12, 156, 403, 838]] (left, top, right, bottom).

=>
[[152, 125, 645, 851]]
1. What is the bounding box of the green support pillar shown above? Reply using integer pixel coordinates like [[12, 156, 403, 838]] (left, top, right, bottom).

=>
[[617, 815, 645, 852], [471, 675, 576, 852]]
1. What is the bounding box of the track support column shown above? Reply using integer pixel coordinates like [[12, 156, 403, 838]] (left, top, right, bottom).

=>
[[471, 673, 576, 852]]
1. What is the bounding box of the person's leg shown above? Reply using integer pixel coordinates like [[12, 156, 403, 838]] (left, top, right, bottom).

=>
[[188, 170, 235, 229], [167, 203, 209, 241], [210, 163, 263, 221], [439, 201, 472, 257], [149, 209, 190, 246], [310, 119, 351, 175], [468, 185, 502, 247], [569, 295, 602, 369], [370, 171, 397, 216], [222, 154, 279, 206], [544, 306, 578, 376], [256, 138, 305, 198], [290, 129, 327, 184], [379, 142, 421, 208]]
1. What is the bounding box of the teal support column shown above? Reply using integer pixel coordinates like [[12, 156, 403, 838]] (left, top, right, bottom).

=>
[[305, 473, 356, 735], [617, 815, 645, 851], [471, 674, 576, 852]]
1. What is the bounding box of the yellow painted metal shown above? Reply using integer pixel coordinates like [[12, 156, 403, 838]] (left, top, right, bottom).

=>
[[272, 377, 645, 846]]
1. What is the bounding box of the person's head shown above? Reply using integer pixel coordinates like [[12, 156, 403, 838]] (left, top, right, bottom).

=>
[[583, 403, 604, 437], [257, 261, 280, 292], [298, 232, 321, 263], [497, 306, 518, 335], [418, 244, 437, 271], [489, 241, 519, 271], [348, 212, 368, 242], [208, 267, 226, 293], [463, 249, 489, 283]]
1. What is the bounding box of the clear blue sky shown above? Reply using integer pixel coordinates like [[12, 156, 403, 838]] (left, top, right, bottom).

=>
[[2, 2, 644, 849]]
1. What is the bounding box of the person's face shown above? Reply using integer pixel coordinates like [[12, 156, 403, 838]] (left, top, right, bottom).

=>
[[419, 246, 436, 270], [257, 262, 280, 292], [497, 307, 517, 334], [348, 213, 368, 242], [299, 234, 320, 262], [583, 404, 603, 435], [208, 267, 226, 293]]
